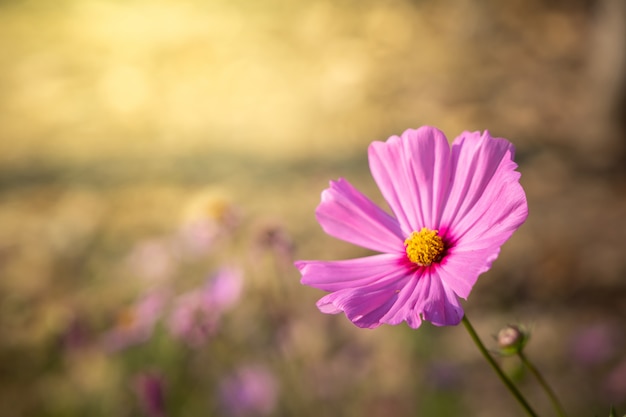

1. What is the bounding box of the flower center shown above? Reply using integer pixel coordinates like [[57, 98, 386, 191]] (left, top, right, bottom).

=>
[[404, 228, 445, 266]]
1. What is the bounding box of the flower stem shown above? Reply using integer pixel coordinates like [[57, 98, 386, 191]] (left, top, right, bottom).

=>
[[461, 315, 539, 417], [518, 351, 567, 417]]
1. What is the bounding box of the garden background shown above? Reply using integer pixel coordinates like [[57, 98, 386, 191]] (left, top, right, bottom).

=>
[[1, 0, 625, 416]]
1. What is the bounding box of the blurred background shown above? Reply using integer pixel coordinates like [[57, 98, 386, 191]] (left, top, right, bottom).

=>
[[0, 0, 625, 416]]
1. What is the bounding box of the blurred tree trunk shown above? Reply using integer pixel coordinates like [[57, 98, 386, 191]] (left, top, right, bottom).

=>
[[582, 0, 626, 172]]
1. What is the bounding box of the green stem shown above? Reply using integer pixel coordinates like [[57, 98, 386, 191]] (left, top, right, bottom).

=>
[[461, 315, 539, 417], [518, 351, 567, 417]]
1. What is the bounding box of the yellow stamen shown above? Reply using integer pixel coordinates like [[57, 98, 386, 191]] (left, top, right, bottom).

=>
[[404, 227, 445, 266]]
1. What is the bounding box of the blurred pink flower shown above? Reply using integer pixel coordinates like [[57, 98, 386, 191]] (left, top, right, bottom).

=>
[[175, 190, 241, 257], [218, 365, 278, 417], [167, 267, 242, 347], [176, 218, 220, 256], [102, 290, 168, 351], [134, 372, 167, 417], [127, 238, 176, 283], [296, 127, 528, 329]]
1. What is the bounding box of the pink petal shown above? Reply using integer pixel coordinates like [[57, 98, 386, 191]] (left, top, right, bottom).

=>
[[378, 271, 424, 328], [427, 131, 526, 300], [418, 268, 464, 326], [305, 257, 414, 329], [435, 247, 497, 299], [296, 253, 407, 292], [376, 267, 463, 328], [315, 178, 404, 253], [436, 132, 527, 290], [316, 281, 407, 329], [448, 169, 527, 250], [313, 265, 463, 329], [440, 130, 527, 244], [368, 127, 451, 233]]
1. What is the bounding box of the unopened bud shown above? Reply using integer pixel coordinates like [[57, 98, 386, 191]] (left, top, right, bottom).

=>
[[497, 324, 529, 355]]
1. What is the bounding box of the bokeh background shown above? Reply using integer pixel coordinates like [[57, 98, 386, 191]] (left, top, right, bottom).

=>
[[1, 0, 625, 416]]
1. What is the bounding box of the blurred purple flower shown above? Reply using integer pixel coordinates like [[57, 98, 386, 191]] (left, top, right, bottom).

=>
[[60, 314, 92, 352], [219, 365, 278, 417], [604, 358, 626, 403], [102, 290, 168, 351], [254, 223, 295, 268], [296, 127, 528, 329], [167, 289, 216, 347], [134, 372, 167, 417], [426, 361, 462, 391], [569, 322, 621, 366], [167, 267, 242, 347]]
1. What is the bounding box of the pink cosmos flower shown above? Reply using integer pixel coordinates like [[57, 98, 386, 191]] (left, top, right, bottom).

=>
[[167, 267, 243, 347], [295, 127, 528, 329]]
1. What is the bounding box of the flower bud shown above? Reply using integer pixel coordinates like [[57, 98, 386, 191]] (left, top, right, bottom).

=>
[[497, 324, 529, 355]]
